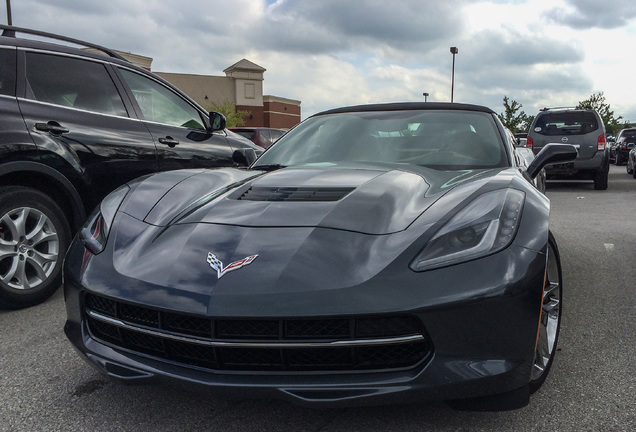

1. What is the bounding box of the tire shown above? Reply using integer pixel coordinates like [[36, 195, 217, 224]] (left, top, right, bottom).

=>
[[0, 186, 71, 309], [627, 160, 634, 175], [633, 165, 636, 179], [615, 152, 623, 166], [593, 168, 608, 190], [529, 232, 562, 394]]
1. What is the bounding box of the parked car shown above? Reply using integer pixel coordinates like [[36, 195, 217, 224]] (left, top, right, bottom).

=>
[[607, 135, 617, 163], [229, 127, 286, 148], [65, 102, 577, 411], [527, 108, 609, 190], [514, 132, 528, 148], [0, 25, 259, 309], [613, 128, 636, 165], [626, 147, 636, 178], [507, 130, 545, 192]]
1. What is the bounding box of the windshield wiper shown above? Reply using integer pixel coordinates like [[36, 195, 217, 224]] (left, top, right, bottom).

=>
[[251, 164, 287, 172]]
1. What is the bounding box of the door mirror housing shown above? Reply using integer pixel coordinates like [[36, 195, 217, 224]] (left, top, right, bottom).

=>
[[527, 143, 578, 179], [232, 148, 258, 167], [208, 112, 227, 132]]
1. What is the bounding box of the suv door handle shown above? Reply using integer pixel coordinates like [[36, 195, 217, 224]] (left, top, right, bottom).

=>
[[158, 136, 179, 147], [35, 122, 69, 135]]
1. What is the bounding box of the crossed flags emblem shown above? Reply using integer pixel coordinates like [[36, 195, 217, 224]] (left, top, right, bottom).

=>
[[207, 252, 258, 279]]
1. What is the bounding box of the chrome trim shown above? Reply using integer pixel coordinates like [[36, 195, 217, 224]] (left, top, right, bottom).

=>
[[87, 310, 425, 349], [16, 97, 137, 121]]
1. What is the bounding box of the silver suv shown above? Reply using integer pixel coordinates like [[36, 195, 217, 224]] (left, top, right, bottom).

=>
[[527, 108, 609, 190]]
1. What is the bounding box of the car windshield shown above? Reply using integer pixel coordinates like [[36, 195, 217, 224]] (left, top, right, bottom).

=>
[[254, 109, 507, 170]]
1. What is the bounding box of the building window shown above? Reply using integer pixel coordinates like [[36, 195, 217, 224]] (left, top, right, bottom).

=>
[[244, 83, 255, 99]]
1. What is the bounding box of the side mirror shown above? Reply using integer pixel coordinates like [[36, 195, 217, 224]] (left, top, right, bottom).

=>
[[232, 148, 258, 167], [209, 112, 227, 132], [527, 143, 578, 179]]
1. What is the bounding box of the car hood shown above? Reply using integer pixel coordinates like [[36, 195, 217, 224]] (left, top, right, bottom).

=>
[[121, 165, 498, 235], [107, 165, 522, 312]]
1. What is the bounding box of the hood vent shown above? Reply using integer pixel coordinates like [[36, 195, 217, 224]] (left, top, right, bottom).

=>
[[238, 187, 355, 202]]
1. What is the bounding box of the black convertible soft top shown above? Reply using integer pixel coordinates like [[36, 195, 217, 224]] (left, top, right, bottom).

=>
[[314, 102, 496, 117]]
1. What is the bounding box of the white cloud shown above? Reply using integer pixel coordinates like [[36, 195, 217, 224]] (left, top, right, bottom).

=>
[[4, 0, 636, 123]]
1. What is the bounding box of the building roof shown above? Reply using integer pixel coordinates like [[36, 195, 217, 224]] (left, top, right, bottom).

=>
[[224, 58, 266, 73]]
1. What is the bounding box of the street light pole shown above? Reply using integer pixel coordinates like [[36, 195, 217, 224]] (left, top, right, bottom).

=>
[[450, 47, 458, 103], [422, 92, 429, 102], [6, 0, 11, 25]]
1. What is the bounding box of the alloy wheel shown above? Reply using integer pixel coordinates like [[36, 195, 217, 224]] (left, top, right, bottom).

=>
[[531, 238, 561, 385], [0, 207, 60, 291]]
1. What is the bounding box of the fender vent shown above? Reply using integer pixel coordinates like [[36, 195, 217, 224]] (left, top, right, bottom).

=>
[[238, 187, 354, 202]]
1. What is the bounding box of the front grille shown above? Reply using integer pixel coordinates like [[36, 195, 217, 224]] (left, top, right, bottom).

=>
[[84, 293, 432, 373]]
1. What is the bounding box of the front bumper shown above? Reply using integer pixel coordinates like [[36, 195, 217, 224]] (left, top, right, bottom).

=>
[[64, 238, 547, 407]]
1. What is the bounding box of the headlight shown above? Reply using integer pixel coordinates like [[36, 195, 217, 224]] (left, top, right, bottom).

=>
[[80, 185, 130, 254], [410, 188, 525, 271]]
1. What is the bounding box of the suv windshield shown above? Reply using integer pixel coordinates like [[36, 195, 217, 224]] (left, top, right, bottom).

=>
[[255, 109, 507, 170], [533, 111, 598, 136]]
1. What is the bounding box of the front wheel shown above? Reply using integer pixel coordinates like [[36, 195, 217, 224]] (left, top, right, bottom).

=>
[[615, 152, 623, 165], [529, 232, 562, 393], [0, 186, 71, 309]]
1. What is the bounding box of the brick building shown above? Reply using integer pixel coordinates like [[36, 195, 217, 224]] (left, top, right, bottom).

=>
[[117, 52, 301, 129]]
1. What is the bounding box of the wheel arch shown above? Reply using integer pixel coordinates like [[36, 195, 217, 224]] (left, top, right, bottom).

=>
[[0, 161, 87, 231]]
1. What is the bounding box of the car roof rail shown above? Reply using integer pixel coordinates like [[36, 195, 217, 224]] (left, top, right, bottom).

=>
[[539, 106, 579, 112], [0, 24, 129, 62]]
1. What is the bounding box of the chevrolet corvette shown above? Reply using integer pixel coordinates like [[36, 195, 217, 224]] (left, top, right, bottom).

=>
[[64, 103, 577, 410]]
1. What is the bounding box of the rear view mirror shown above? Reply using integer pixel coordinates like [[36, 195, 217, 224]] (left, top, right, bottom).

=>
[[209, 112, 227, 132], [527, 143, 578, 179]]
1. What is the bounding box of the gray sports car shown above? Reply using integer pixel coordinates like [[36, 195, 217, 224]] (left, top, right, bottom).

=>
[[64, 103, 576, 410]]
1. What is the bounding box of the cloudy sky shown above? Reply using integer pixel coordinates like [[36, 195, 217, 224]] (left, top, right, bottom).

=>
[[3, 0, 636, 123]]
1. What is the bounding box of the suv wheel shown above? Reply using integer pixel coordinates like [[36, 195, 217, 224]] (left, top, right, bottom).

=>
[[593, 168, 608, 190], [627, 160, 634, 175], [0, 187, 71, 309], [615, 152, 623, 166]]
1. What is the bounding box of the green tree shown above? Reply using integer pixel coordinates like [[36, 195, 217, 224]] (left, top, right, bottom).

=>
[[576, 92, 627, 134], [207, 100, 250, 128], [498, 96, 533, 133]]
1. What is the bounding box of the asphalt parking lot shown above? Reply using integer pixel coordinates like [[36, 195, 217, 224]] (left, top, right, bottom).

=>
[[1, 164, 636, 431]]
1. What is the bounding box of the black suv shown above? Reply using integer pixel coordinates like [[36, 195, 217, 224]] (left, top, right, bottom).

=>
[[0, 26, 260, 308], [613, 128, 636, 166], [527, 108, 609, 190]]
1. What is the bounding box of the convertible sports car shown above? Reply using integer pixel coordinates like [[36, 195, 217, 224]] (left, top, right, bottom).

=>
[[64, 103, 576, 410]]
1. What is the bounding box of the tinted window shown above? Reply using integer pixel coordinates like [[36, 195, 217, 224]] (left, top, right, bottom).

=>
[[24, 52, 127, 116], [0, 48, 16, 96], [533, 112, 598, 136], [119, 69, 205, 130], [257, 110, 506, 169]]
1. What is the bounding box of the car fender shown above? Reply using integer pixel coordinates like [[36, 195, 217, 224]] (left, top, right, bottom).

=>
[[0, 160, 86, 230]]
